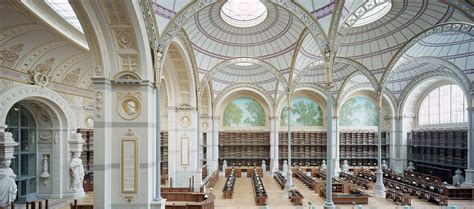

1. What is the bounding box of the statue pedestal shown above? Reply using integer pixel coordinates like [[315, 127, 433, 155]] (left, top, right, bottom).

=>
[[151, 198, 167, 209]]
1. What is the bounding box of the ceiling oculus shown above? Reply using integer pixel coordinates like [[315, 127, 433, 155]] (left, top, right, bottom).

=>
[[221, 0, 268, 28]]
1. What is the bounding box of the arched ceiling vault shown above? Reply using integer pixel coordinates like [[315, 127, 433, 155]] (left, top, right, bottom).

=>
[[0, 4, 94, 98]]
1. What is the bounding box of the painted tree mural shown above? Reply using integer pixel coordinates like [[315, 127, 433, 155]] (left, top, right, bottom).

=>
[[340, 96, 379, 126], [223, 97, 265, 127], [280, 97, 323, 126]]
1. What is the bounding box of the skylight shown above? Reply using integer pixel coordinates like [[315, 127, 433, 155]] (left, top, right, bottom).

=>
[[221, 0, 268, 28], [45, 0, 83, 32], [352, 1, 392, 27], [234, 62, 255, 67]]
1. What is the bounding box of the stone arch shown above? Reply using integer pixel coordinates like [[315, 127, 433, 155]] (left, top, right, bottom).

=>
[[276, 87, 328, 129], [0, 85, 75, 131], [162, 40, 197, 107]]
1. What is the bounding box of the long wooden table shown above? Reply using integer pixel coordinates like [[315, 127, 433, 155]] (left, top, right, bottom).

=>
[[222, 170, 236, 199], [225, 167, 263, 177], [251, 169, 268, 205], [319, 188, 369, 204], [162, 192, 215, 209]]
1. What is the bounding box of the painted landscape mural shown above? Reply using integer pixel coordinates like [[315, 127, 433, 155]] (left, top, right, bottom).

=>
[[340, 96, 379, 126], [223, 97, 265, 127], [280, 96, 323, 126]]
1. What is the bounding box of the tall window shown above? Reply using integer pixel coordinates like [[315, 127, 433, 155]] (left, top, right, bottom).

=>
[[419, 84, 467, 125]]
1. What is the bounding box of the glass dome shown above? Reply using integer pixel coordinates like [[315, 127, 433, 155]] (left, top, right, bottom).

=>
[[220, 0, 268, 28]]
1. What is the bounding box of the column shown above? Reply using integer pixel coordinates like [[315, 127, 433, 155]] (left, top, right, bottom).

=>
[[333, 115, 341, 177], [392, 116, 403, 174], [373, 106, 386, 197], [0, 131, 19, 207], [211, 117, 219, 173], [154, 84, 162, 201], [324, 87, 335, 209], [463, 107, 474, 187], [285, 101, 293, 190], [194, 110, 203, 192], [270, 116, 279, 173], [92, 78, 112, 208]]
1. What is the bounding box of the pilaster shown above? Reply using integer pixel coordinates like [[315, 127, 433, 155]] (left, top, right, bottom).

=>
[[462, 107, 474, 187]]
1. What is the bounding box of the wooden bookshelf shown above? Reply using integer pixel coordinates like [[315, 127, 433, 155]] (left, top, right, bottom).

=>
[[161, 132, 168, 177], [218, 132, 270, 170], [278, 131, 327, 167], [202, 132, 207, 166], [407, 129, 467, 183], [339, 131, 389, 166], [78, 129, 94, 192]]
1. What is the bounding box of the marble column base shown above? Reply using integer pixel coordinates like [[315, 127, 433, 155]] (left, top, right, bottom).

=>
[[284, 171, 293, 191], [150, 198, 167, 209], [461, 169, 474, 188], [323, 202, 336, 209], [194, 169, 203, 192], [373, 170, 386, 197]]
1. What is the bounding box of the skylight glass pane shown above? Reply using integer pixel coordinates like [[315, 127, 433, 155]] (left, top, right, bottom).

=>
[[221, 0, 268, 28], [352, 1, 392, 27], [45, 0, 83, 32]]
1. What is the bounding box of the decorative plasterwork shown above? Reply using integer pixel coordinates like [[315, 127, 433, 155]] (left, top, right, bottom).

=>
[[15, 40, 67, 72], [380, 22, 474, 87], [0, 44, 23, 68], [112, 71, 143, 85], [27, 58, 55, 87], [0, 85, 76, 130], [101, 0, 141, 76], [95, 91, 103, 117], [51, 53, 89, 82], [117, 92, 142, 121], [62, 68, 81, 86], [0, 24, 42, 46]]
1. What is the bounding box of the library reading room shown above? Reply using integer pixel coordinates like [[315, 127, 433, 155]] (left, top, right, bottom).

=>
[[0, 0, 473, 208]]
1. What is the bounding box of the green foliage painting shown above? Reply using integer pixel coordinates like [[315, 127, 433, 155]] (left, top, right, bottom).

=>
[[223, 97, 265, 127], [340, 96, 378, 126], [280, 97, 323, 126]]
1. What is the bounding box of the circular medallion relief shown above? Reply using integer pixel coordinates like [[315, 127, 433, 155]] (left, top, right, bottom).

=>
[[201, 122, 208, 130], [179, 114, 191, 128], [118, 97, 141, 120], [85, 117, 94, 128]]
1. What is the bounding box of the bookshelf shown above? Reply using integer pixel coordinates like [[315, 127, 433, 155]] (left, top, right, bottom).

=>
[[202, 132, 207, 166], [218, 132, 270, 170], [161, 131, 168, 176], [339, 131, 389, 166], [78, 129, 94, 192], [407, 129, 468, 183], [278, 131, 327, 167]]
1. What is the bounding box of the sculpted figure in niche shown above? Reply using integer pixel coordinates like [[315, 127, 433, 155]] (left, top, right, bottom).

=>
[[69, 152, 84, 191], [0, 160, 17, 207]]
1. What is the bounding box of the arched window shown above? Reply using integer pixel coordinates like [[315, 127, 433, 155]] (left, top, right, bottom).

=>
[[419, 84, 467, 125]]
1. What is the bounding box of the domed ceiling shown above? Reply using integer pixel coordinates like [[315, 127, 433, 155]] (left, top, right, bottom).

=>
[[183, 1, 306, 79]]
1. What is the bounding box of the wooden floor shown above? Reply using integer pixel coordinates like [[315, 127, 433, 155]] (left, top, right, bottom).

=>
[[30, 173, 474, 209]]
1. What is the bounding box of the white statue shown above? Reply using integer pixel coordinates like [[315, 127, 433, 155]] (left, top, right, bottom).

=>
[[70, 152, 84, 191], [341, 160, 349, 173], [321, 160, 327, 170], [382, 160, 388, 170], [283, 160, 288, 176], [407, 161, 415, 172], [222, 160, 228, 172], [453, 169, 464, 186], [0, 166, 17, 207], [261, 160, 266, 172]]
